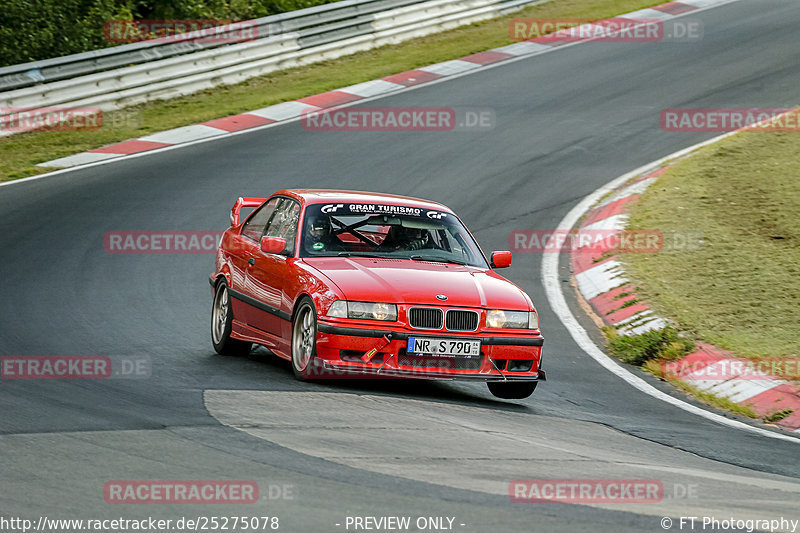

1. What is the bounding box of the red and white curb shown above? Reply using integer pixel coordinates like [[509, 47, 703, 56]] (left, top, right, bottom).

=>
[[38, 0, 730, 169], [572, 168, 669, 336], [571, 164, 800, 433]]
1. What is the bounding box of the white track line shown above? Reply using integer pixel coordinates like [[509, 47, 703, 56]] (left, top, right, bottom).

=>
[[541, 134, 800, 444]]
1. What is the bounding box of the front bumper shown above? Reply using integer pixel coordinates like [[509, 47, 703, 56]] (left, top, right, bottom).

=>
[[315, 323, 544, 381], [319, 363, 546, 381]]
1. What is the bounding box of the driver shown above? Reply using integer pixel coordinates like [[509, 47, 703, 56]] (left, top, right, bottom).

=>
[[393, 225, 430, 251], [304, 214, 342, 252]]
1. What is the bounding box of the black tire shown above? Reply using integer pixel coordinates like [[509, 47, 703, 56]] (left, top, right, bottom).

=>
[[291, 297, 320, 380], [211, 280, 252, 356], [487, 381, 537, 399]]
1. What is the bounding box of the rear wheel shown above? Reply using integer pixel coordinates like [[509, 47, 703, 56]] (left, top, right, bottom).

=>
[[291, 298, 319, 380], [487, 381, 537, 399], [211, 280, 252, 356]]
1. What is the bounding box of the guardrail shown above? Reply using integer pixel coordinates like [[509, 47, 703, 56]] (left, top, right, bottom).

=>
[[0, 0, 540, 122], [0, 0, 422, 92]]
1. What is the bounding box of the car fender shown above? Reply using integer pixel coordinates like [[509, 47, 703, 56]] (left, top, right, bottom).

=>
[[291, 262, 347, 317], [215, 264, 233, 289], [489, 270, 536, 310]]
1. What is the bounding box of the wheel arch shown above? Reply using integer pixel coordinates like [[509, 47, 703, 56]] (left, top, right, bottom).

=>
[[291, 293, 317, 322], [214, 266, 233, 288]]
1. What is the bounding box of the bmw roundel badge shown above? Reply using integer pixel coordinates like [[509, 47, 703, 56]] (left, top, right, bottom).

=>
[[436, 294, 448, 301]]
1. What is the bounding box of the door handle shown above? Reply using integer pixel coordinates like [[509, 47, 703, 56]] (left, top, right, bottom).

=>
[[248, 257, 255, 265]]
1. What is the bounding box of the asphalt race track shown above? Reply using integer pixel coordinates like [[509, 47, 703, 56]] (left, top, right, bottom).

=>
[[1, 1, 799, 532]]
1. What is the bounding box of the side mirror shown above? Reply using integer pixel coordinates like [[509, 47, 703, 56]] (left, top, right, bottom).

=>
[[491, 251, 512, 268], [260, 236, 286, 255]]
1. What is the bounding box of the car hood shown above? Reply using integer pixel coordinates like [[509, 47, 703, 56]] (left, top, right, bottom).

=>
[[303, 257, 531, 309]]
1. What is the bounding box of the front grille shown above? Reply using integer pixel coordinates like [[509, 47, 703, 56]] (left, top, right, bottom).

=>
[[445, 310, 479, 331], [409, 307, 443, 329]]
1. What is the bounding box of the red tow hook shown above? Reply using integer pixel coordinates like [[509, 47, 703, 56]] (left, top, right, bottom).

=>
[[361, 334, 392, 363]]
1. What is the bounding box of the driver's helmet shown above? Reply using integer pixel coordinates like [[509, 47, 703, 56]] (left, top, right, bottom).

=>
[[398, 226, 424, 242], [307, 214, 332, 240], [396, 226, 428, 249]]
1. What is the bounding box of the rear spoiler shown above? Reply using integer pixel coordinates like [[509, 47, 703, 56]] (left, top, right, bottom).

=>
[[230, 197, 267, 226]]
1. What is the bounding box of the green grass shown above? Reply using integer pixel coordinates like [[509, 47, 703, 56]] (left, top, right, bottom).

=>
[[671, 380, 759, 419], [604, 297, 640, 314], [623, 130, 800, 361], [604, 326, 694, 366], [603, 327, 761, 421], [0, 0, 663, 182], [763, 408, 794, 424], [639, 353, 760, 420]]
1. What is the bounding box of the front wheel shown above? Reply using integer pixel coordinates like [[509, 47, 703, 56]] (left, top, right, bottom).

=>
[[211, 280, 252, 356], [291, 298, 319, 380], [487, 381, 537, 399]]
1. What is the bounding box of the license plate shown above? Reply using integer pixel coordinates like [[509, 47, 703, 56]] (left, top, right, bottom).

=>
[[407, 337, 481, 357]]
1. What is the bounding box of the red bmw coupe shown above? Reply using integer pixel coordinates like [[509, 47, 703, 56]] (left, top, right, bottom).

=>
[[210, 190, 544, 399]]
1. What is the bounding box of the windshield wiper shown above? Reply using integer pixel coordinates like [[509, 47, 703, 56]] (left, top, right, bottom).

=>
[[410, 255, 467, 265], [338, 252, 391, 259]]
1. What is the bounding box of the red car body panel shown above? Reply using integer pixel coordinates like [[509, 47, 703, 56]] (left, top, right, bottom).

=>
[[211, 190, 544, 382]]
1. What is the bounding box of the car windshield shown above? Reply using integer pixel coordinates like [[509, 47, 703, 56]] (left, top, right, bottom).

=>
[[299, 203, 489, 268]]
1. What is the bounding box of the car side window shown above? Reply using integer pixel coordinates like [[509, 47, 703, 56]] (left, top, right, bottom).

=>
[[264, 199, 301, 255], [241, 198, 279, 241]]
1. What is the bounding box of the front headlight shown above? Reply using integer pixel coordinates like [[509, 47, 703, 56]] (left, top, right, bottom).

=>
[[326, 301, 397, 321], [487, 309, 538, 329]]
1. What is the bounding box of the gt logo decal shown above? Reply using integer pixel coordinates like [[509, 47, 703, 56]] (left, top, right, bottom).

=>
[[321, 203, 344, 213], [427, 211, 447, 219]]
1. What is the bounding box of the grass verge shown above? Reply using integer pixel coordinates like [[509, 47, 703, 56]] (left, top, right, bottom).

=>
[[603, 326, 763, 420], [599, 127, 800, 422], [623, 130, 800, 361], [604, 326, 694, 366], [602, 325, 763, 419], [671, 380, 758, 419], [0, 0, 663, 182]]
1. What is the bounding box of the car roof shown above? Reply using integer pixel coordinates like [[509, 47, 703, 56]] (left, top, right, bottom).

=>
[[274, 189, 454, 213]]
